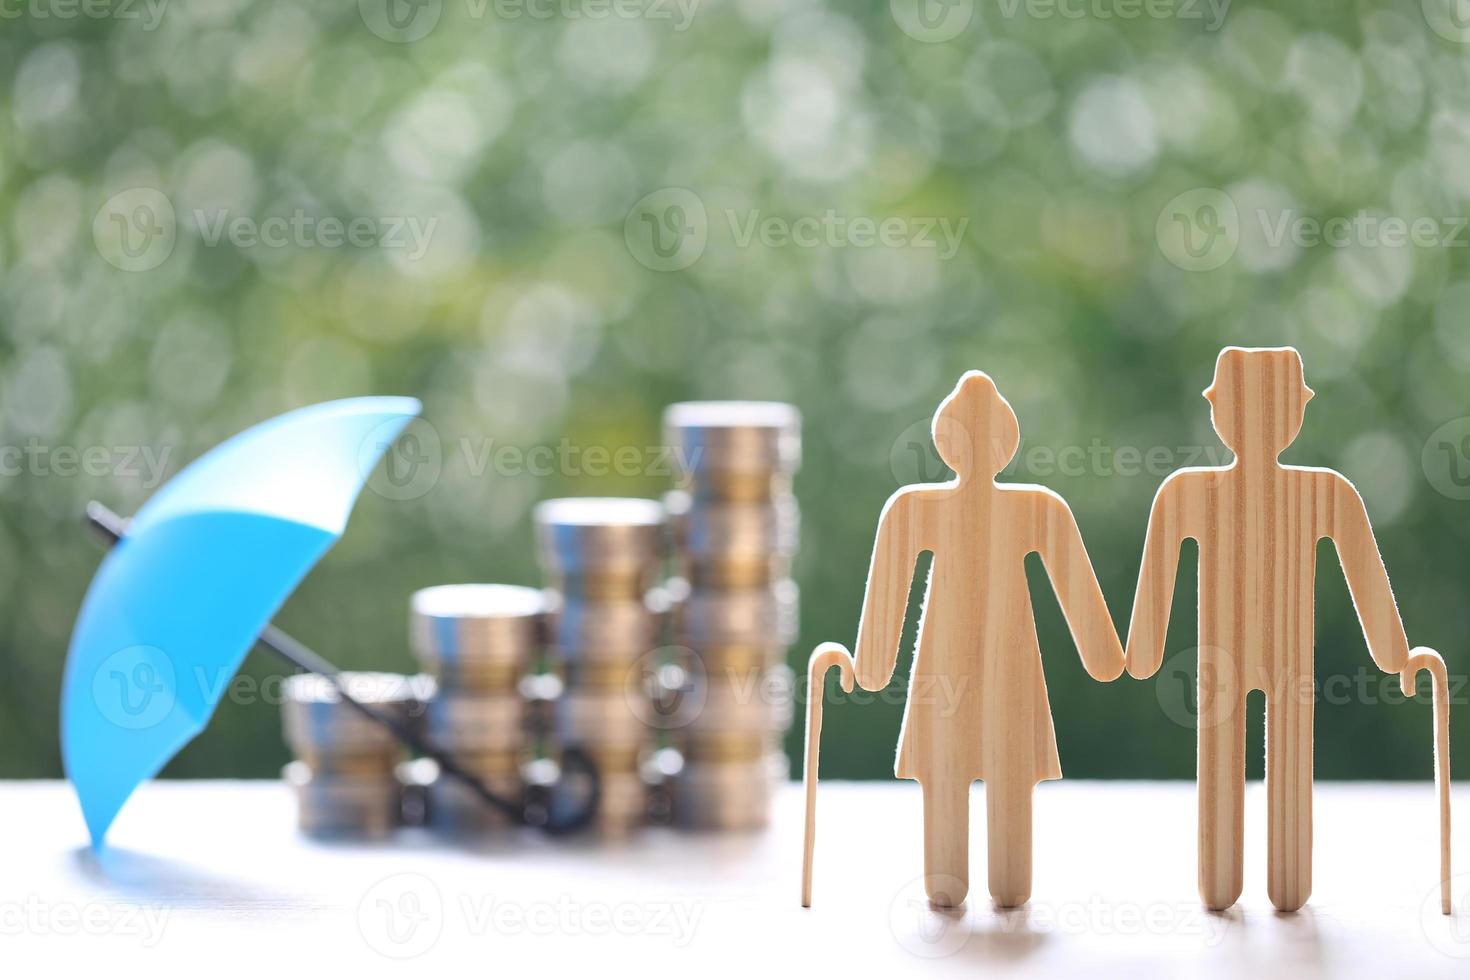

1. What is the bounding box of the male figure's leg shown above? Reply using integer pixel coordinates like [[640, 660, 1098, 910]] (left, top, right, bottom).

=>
[[1266, 679, 1314, 912]]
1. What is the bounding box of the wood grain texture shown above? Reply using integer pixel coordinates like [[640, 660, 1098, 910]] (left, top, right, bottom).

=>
[[802, 642, 853, 908], [851, 371, 1124, 908], [1126, 346, 1435, 913], [1401, 646, 1452, 914]]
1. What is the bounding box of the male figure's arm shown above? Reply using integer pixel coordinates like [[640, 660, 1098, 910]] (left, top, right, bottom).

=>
[[1126, 472, 1194, 679], [1321, 470, 1410, 673]]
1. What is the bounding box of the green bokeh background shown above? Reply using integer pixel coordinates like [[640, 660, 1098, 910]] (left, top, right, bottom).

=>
[[1, 1, 1467, 782]]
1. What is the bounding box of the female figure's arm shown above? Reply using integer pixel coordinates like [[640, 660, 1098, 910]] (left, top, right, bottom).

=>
[[1035, 490, 1124, 682], [853, 489, 928, 692]]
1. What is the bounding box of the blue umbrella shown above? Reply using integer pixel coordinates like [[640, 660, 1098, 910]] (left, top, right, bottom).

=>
[[63, 397, 597, 848]]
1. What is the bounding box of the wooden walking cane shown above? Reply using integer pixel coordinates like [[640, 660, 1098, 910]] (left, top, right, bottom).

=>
[[1401, 646, 1452, 914], [802, 642, 855, 908]]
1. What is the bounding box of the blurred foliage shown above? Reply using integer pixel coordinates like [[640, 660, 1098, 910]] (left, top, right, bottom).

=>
[[0, 0, 1468, 782]]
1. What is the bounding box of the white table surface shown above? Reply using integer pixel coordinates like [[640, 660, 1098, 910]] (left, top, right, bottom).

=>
[[3, 779, 1466, 976]]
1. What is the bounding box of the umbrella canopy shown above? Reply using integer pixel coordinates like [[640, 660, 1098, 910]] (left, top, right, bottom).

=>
[[62, 396, 421, 847]]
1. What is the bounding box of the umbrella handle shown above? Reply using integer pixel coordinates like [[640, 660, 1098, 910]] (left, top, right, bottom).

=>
[[1401, 646, 1452, 914], [802, 642, 854, 907], [83, 501, 601, 835]]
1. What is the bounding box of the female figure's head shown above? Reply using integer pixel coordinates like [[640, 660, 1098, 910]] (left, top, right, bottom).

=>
[[933, 371, 1020, 481]]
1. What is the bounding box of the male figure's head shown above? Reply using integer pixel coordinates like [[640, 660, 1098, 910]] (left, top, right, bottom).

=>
[[933, 371, 1020, 480], [1204, 347, 1314, 462]]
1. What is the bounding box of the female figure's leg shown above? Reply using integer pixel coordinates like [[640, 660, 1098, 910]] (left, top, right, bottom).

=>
[[921, 778, 970, 907], [985, 771, 1033, 907]]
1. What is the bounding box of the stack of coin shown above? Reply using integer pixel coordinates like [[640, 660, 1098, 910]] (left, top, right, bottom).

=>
[[410, 583, 544, 833], [281, 671, 419, 837], [535, 497, 666, 834], [663, 401, 801, 830]]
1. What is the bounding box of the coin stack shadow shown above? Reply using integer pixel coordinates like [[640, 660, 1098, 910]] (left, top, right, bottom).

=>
[[535, 497, 667, 835], [663, 402, 801, 831], [410, 583, 544, 833], [281, 671, 419, 837]]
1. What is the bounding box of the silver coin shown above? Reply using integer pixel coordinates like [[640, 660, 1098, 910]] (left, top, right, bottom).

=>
[[281, 671, 419, 757], [423, 692, 525, 751], [662, 401, 802, 479], [283, 761, 402, 837], [665, 490, 799, 558], [543, 591, 666, 661], [410, 583, 545, 680], [679, 665, 795, 736], [673, 580, 799, 647], [533, 497, 666, 576], [551, 690, 652, 748]]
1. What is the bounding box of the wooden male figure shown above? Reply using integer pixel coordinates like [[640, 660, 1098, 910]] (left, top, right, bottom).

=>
[[1126, 346, 1411, 912]]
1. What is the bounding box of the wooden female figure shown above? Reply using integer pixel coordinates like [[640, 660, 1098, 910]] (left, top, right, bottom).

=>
[[852, 371, 1124, 908]]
